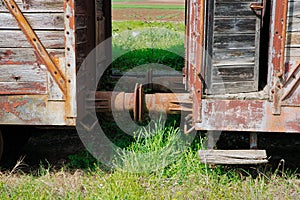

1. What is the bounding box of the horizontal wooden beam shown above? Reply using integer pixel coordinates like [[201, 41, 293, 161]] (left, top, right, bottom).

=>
[[198, 150, 268, 165]]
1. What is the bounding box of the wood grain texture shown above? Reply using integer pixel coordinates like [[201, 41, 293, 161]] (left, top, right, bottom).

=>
[[286, 0, 300, 62], [0, 0, 65, 96], [214, 18, 256, 34], [198, 150, 268, 165], [0, 13, 64, 30], [213, 49, 256, 64], [287, 16, 300, 32], [209, 81, 257, 94], [215, 2, 259, 17], [205, 0, 260, 94], [0, 0, 64, 13], [0, 30, 64, 48], [286, 32, 300, 47], [288, 1, 300, 18], [213, 34, 256, 49], [0, 48, 64, 65], [212, 65, 255, 82], [0, 82, 47, 94], [0, 63, 47, 95], [0, 64, 46, 82]]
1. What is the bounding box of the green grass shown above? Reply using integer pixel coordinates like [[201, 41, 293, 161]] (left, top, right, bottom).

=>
[[112, 21, 185, 71], [112, 20, 185, 34], [0, 121, 300, 199], [1, 170, 298, 199], [112, 121, 190, 173]]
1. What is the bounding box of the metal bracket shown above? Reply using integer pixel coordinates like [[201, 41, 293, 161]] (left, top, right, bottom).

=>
[[3, 0, 67, 95], [250, 0, 267, 27], [184, 114, 195, 134], [250, 2, 264, 16]]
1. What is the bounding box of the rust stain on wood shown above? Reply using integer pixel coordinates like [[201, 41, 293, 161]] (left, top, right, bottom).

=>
[[2, 100, 27, 113], [2, 0, 67, 95]]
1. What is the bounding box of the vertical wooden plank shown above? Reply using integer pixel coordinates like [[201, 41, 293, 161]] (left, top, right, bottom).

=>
[[65, 0, 77, 120], [186, 0, 205, 123]]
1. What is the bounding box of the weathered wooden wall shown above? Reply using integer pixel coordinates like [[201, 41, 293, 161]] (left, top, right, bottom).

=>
[[0, 0, 65, 95], [0, 0, 111, 125], [283, 0, 300, 106], [286, 0, 300, 61], [205, 0, 260, 94], [0, 0, 74, 125]]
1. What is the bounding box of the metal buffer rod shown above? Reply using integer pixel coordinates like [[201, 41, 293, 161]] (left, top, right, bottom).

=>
[[92, 87, 192, 122]]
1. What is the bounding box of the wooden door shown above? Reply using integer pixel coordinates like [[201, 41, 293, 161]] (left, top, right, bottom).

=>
[[205, 0, 262, 94]]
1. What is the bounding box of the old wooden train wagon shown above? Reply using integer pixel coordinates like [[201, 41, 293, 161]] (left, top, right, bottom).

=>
[[0, 0, 111, 158], [185, 0, 299, 132], [186, 0, 300, 164], [0, 0, 300, 164], [0, 0, 111, 126]]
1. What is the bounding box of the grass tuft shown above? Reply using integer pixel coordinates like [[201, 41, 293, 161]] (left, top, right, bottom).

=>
[[113, 121, 189, 173]]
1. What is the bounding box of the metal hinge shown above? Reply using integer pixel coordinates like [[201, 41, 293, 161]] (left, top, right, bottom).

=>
[[250, 1, 266, 19]]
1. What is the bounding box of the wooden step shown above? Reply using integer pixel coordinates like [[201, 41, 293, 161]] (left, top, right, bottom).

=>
[[198, 150, 268, 165]]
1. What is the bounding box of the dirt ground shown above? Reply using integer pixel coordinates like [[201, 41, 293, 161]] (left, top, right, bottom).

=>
[[112, 0, 185, 21], [112, 9, 185, 21]]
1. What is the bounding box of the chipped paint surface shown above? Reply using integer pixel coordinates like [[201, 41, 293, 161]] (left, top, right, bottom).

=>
[[199, 100, 265, 131], [185, 0, 205, 123], [188, 0, 300, 133], [2, 0, 67, 95], [0, 95, 69, 125], [270, 0, 288, 77], [195, 99, 300, 133], [0, 0, 74, 126]]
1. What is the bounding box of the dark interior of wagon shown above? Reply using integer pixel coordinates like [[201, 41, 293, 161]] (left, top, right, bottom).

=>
[[258, 0, 271, 91]]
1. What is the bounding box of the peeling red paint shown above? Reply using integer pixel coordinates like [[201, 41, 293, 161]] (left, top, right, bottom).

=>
[[3, 0, 67, 95], [0, 82, 47, 95], [1, 100, 27, 115], [0, 96, 48, 124], [195, 99, 300, 133], [0, 61, 36, 65], [0, 50, 16, 60]]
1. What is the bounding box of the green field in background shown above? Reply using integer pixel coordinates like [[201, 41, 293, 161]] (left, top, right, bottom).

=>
[[112, 20, 185, 71]]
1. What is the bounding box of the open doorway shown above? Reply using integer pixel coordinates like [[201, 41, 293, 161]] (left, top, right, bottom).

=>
[[110, 0, 186, 85]]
